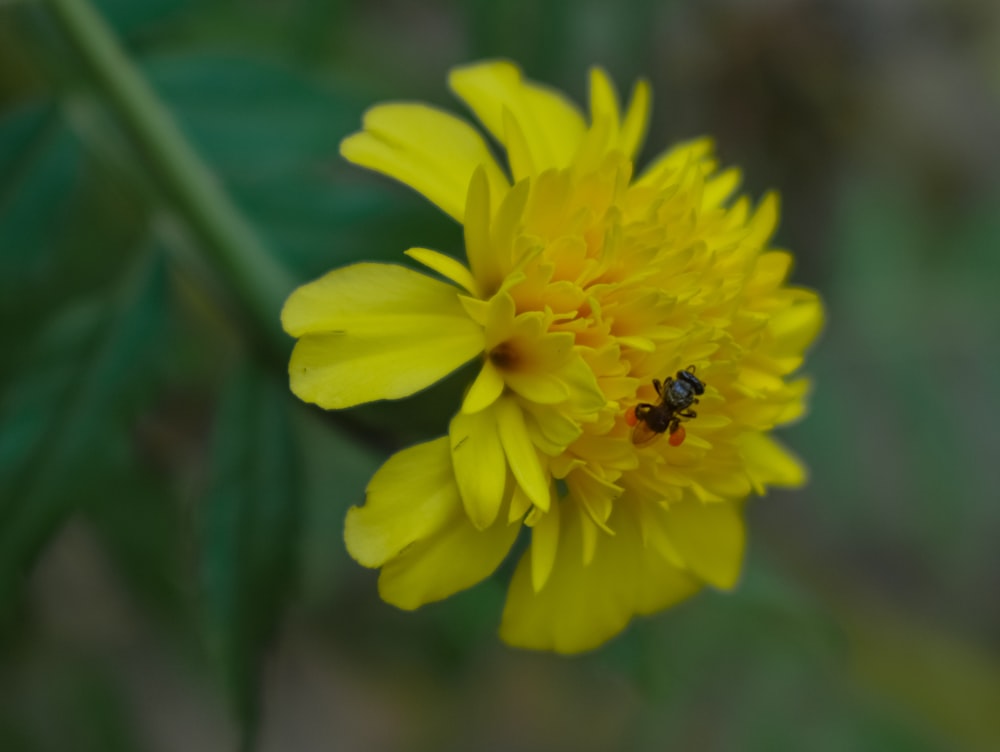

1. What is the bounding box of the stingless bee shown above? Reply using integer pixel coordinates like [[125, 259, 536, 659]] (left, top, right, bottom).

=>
[[626, 365, 706, 447]]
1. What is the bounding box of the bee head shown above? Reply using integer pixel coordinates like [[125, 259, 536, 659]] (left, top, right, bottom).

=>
[[677, 367, 705, 395]]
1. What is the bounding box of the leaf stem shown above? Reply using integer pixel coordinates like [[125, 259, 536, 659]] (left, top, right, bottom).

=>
[[43, 0, 296, 353]]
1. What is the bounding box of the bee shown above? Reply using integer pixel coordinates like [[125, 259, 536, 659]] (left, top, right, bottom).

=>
[[626, 365, 705, 447]]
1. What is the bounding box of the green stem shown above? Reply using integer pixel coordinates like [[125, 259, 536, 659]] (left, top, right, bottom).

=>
[[44, 0, 296, 353]]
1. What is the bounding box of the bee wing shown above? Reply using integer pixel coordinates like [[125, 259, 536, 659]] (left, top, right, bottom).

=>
[[631, 421, 664, 447]]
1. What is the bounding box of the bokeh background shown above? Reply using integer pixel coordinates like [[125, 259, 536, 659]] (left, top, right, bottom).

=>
[[2, 0, 999, 750]]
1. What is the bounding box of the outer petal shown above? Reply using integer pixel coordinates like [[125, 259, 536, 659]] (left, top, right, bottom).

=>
[[283, 264, 483, 408], [500, 502, 697, 653], [744, 191, 780, 250], [769, 293, 825, 356], [588, 67, 621, 155], [449, 60, 586, 177], [740, 432, 807, 490], [346, 437, 519, 611], [345, 437, 457, 568], [637, 137, 715, 188], [632, 542, 702, 616], [379, 507, 519, 610], [340, 103, 509, 222], [661, 499, 746, 590], [529, 497, 560, 592], [702, 167, 742, 210], [500, 503, 631, 653], [619, 79, 651, 161]]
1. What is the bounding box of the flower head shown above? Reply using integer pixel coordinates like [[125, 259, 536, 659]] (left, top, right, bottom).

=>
[[282, 61, 823, 653]]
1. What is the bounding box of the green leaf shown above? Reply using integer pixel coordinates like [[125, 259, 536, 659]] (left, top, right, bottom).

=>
[[0, 249, 167, 602], [0, 102, 60, 196], [199, 365, 301, 749], [0, 101, 153, 379], [142, 53, 458, 278], [0, 106, 82, 323], [85, 455, 191, 634], [93, 0, 194, 38], [144, 54, 363, 179]]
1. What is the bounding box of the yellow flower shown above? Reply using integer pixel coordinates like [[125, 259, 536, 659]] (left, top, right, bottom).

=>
[[282, 61, 823, 653]]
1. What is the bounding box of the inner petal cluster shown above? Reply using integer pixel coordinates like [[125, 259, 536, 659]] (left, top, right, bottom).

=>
[[451, 141, 813, 539]]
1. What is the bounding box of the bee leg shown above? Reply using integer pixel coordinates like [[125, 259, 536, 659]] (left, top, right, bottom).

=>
[[678, 409, 697, 420], [652, 379, 663, 396], [686, 365, 697, 374], [667, 417, 681, 434]]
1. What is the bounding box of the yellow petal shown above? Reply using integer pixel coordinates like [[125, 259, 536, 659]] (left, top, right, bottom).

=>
[[282, 262, 467, 337], [379, 497, 519, 611], [632, 541, 702, 616], [500, 502, 697, 653], [404, 247, 480, 296], [744, 191, 780, 250], [505, 371, 570, 404], [344, 437, 456, 568], [508, 485, 533, 524], [567, 466, 622, 532], [769, 294, 825, 355], [482, 289, 518, 349], [637, 136, 714, 188], [450, 408, 507, 529], [555, 353, 609, 413], [458, 295, 490, 326], [499, 503, 627, 653], [449, 60, 586, 176], [572, 108, 612, 175], [589, 67, 621, 138], [633, 501, 686, 569], [703, 167, 742, 210], [283, 264, 483, 408], [491, 178, 531, 270], [522, 404, 583, 456], [462, 360, 505, 414], [495, 396, 551, 510], [288, 333, 476, 410], [340, 103, 508, 222], [580, 511, 599, 566], [749, 251, 793, 292], [502, 106, 537, 179], [530, 499, 561, 593], [463, 167, 504, 294], [741, 432, 807, 490], [618, 78, 651, 161], [662, 499, 745, 590]]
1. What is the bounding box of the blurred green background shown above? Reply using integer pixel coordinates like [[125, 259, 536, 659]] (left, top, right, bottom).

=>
[[2, 0, 999, 750]]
